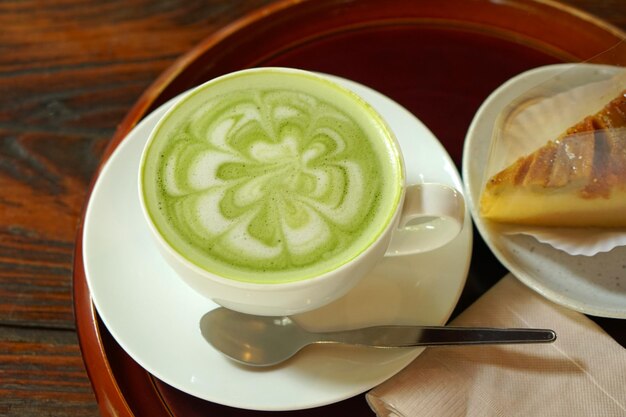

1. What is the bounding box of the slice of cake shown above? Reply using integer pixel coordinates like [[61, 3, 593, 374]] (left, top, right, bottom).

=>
[[480, 90, 626, 227]]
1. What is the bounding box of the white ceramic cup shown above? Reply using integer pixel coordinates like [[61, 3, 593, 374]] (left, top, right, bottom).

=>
[[139, 68, 464, 316]]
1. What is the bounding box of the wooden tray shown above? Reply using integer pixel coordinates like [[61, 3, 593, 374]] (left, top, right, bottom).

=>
[[73, 1, 626, 415]]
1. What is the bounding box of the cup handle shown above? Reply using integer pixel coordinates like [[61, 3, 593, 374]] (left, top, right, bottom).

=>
[[385, 183, 465, 256]]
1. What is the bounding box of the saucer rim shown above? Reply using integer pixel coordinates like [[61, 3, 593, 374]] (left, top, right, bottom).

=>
[[82, 75, 472, 411]]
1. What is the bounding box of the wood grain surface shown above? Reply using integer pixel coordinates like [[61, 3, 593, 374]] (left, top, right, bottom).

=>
[[0, 1, 624, 416]]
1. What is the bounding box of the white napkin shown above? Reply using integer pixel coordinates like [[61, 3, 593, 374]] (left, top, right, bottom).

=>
[[366, 274, 626, 417]]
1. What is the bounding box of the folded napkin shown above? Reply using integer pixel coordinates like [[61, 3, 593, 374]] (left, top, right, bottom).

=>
[[366, 274, 626, 417]]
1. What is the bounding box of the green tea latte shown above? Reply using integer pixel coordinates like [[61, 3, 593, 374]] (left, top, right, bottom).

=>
[[141, 70, 402, 283]]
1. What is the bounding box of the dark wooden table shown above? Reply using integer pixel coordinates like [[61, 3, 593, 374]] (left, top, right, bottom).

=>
[[1, 1, 625, 416]]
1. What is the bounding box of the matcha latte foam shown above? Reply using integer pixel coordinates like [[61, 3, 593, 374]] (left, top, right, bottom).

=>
[[141, 69, 403, 284]]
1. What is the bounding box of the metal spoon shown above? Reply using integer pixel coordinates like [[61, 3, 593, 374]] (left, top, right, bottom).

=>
[[200, 308, 556, 367]]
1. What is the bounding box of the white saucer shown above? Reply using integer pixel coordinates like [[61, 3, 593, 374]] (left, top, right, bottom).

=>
[[83, 75, 472, 411], [463, 63, 626, 319]]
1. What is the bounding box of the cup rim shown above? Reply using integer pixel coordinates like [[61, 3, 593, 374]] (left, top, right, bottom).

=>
[[138, 67, 406, 289]]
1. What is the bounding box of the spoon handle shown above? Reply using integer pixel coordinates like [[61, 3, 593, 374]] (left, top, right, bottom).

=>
[[315, 326, 556, 347]]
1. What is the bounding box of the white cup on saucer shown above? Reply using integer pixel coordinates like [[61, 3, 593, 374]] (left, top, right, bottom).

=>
[[138, 67, 464, 316]]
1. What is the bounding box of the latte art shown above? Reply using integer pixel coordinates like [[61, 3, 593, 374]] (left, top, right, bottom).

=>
[[142, 74, 402, 283]]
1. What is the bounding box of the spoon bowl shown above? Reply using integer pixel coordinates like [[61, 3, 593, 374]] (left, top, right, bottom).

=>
[[201, 308, 315, 367], [200, 308, 556, 367]]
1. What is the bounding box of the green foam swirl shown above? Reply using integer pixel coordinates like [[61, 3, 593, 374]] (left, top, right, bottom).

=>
[[143, 73, 401, 283]]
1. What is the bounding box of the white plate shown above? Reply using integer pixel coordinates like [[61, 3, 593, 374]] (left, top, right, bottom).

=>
[[463, 63, 626, 319], [83, 75, 472, 411]]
